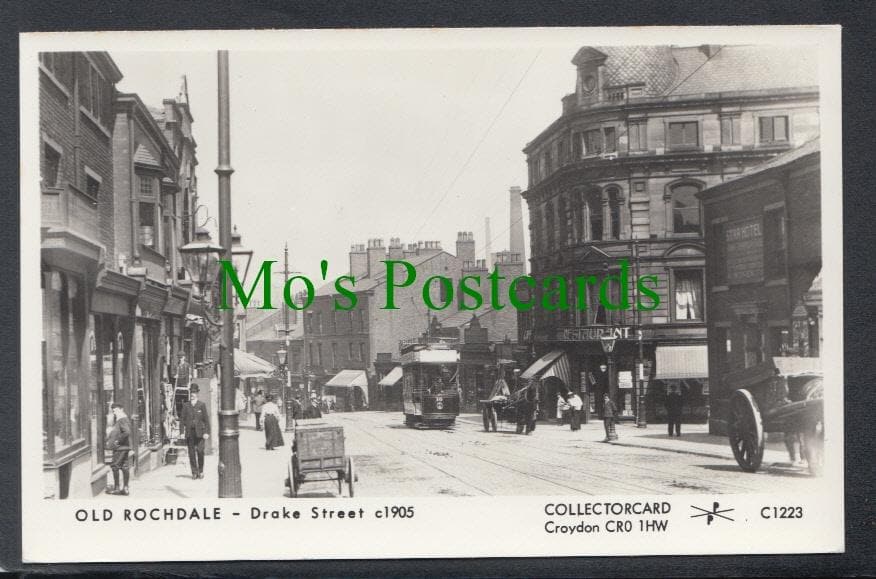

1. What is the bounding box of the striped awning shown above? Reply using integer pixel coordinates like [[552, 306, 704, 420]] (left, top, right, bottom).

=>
[[655, 345, 708, 380], [378, 366, 403, 387], [520, 350, 571, 386]]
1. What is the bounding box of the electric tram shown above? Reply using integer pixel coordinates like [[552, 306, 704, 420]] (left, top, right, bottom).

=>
[[400, 342, 460, 428]]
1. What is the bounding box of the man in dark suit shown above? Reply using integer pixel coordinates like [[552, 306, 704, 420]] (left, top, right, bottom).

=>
[[181, 384, 210, 479]]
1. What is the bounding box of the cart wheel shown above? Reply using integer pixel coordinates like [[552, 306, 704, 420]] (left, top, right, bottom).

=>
[[729, 389, 765, 472], [489, 407, 498, 432], [803, 422, 824, 476], [482, 407, 491, 431], [337, 471, 344, 496], [289, 455, 300, 498], [346, 456, 355, 498]]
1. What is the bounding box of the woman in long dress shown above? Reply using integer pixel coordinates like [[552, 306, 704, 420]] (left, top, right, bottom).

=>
[[261, 395, 285, 450]]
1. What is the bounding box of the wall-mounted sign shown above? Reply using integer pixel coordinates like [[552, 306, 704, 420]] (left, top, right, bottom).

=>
[[618, 371, 633, 389], [558, 326, 632, 341], [725, 216, 764, 285]]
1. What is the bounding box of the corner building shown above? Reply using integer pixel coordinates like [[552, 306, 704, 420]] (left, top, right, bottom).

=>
[[521, 45, 819, 423]]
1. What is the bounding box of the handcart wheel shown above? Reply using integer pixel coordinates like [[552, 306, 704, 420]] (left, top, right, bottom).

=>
[[489, 406, 498, 432], [289, 455, 300, 497], [729, 389, 765, 472], [482, 406, 491, 432], [346, 456, 355, 498]]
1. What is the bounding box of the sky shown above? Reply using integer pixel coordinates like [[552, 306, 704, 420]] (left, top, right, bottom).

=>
[[111, 41, 583, 282]]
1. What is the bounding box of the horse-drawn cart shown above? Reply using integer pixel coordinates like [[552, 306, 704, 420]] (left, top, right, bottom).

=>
[[726, 358, 823, 475], [286, 422, 356, 497]]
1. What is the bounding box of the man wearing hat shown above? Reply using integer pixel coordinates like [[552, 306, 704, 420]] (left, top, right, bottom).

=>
[[181, 384, 210, 479], [105, 403, 132, 495]]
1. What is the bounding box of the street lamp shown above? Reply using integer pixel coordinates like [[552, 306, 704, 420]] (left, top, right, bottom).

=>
[[599, 333, 618, 441], [179, 228, 225, 332]]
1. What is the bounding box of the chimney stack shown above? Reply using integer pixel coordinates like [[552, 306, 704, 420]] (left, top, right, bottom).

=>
[[484, 217, 493, 270], [366, 238, 385, 278], [349, 243, 368, 279], [403, 243, 418, 259], [388, 237, 404, 260], [509, 186, 526, 269], [456, 231, 475, 263]]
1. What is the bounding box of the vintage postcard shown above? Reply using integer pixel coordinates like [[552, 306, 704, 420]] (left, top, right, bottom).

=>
[[20, 26, 843, 562]]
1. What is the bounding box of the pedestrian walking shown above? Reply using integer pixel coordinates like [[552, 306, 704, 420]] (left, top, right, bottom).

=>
[[525, 382, 538, 435], [568, 392, 583, 431], [305, 394, 323, 419], [602, 393, 619, 441], [105, 403, 132, 495], [291, 395, 303, 420], [665, 383, 683, 437], [252, 390, 265, 431], [181, 385, 210, 479], [515, 390, 530, 435], [261, 395, 285, 450]]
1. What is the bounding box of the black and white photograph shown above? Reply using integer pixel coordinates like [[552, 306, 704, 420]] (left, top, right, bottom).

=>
[[20, 26, 844, 561]]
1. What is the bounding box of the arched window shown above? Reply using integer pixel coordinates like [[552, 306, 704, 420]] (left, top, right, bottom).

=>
[[672, 183, 701, 234], [607, 187, 622, 240], [585, 189, 603, 241]]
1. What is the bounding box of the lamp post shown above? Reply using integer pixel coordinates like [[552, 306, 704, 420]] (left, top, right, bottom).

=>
[[599, 333, 618, 440], [215, 50, 242, 498]]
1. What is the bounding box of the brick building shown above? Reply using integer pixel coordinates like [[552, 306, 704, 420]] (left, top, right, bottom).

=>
[[699, 138, 821, 435], [40, 52, 201, 498], [520, 45, 820, 424], [308, 219, 525, 410]]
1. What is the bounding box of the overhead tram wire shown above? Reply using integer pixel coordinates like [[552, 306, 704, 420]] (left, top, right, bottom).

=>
[[406, 49, 543, 242], [472, 46, 727, 261]]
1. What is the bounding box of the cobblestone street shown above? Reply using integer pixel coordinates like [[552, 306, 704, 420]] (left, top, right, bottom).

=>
[[113, 411, 824, 499]]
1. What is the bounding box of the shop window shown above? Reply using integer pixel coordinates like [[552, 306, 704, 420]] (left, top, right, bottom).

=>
[[673, 269, 704, 322], [629, 121, 647, 151], [583, 129, 603, 155], [42, 269, 87, 459], [671, 183, 702, 234], [668, 121, 699, 149], [759, 116, 789, 144], [721, 116, 741, 145], [763, 209, 787, 279], [742, 326, 764, 368], [43, 142, 61, 188]]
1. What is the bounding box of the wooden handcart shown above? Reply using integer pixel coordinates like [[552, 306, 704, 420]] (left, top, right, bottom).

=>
[[286, 422, 356, 497], [725, 358, 824, 475]]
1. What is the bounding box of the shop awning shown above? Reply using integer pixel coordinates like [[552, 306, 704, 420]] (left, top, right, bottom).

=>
[[325, 370, 369, 404], [378, 366, 403, 387], [655, 345, 708, 380], [234, 349, 276, 379], [520, 350, 571, 386]]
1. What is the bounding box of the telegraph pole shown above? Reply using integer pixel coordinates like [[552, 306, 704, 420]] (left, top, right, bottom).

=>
[[284, 242, 295, 431], [216, 50, 242, 497]]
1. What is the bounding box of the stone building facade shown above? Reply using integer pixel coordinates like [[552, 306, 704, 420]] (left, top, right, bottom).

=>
[[521, 45, 820, 423]]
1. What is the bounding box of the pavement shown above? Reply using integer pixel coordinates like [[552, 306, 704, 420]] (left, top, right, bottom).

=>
[[109, 410, 820, 499], [455, 413, 790, 464]]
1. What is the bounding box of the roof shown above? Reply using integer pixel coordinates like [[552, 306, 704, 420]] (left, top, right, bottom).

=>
[[698, 137, 820, 200], [670, 45, 818, 96], [133, 144, 160, 167], [315, 250, 449, 297], [594, 46, 677, 96]]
